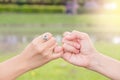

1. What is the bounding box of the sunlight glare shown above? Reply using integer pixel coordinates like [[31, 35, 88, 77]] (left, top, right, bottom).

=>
[[104, 2, 117, 10]]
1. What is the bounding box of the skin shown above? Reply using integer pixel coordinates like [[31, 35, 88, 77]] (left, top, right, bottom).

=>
[[62, 30, 120, 80], [0, 31, 120, 80], [0, 32, 63, 80]]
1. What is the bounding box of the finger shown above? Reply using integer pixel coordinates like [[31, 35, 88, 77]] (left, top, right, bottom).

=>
[[52, 46, 63, 59], [39, 37, 56, 52], [48, 43, 58, 52], [62, 36, 78, 44], [32, 32, 52, 45], [52, 52, 63, 59], [42, 43, 57, 57], [63, 31, 76, 40], [63, 31, 71, 37], [62, 39, 80, 49], [41, 37, 56, 49], [44, 45, 63, 59], [72, 30, 89, 40], [63, 43, 80, 54], [62, 52, 72, 61], [54, 46, 63, 53], [63, 31, 77, 42], [64, 34, 77, 41]]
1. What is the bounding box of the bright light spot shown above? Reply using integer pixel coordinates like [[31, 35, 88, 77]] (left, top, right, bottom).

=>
[[104, 3, 117, 10], [112, 37, 120, 44]]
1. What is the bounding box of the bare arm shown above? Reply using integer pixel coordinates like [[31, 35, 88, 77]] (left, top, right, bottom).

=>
[[0, 33, 63, 80], [0, 54, 28, 80], [88, 52, 120, 80], [62, 30, 120, 80]]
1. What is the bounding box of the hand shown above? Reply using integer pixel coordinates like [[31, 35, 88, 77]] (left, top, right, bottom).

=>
[[62, 30, 98, 68], [21, 32, 63, 70], [0, 32, 63, 80]]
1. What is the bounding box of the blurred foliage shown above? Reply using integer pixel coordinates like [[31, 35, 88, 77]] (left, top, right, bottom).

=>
[[0, 4, 65, 13], [0, 4, 103, 13], [0, 0, 103, 5]]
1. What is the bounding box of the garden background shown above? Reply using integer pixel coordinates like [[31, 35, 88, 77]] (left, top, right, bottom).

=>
[[0, 0, 120, 80]]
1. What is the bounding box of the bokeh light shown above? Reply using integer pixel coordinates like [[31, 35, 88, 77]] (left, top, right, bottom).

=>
[[104, 2, 117, 10]]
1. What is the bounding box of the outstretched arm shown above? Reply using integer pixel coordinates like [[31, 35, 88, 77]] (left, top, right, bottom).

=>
[[62, 30, 120, 80], [0, 33, 63, 80], [0, 54, 29, 80], [88, 52, 120, 80]]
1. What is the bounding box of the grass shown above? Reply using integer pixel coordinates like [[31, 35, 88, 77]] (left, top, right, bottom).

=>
[[0, 13, 77, 24], [18, 42, 120, 80], [0, 13, 120, 36], [0, 13, 120, 80], [0, 42, 120, 80], [18, 59, 109, 80], [0, 13, 120, 25]]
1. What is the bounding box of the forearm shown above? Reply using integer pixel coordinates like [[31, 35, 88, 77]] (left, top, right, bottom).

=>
[[88, 52, 120, 80], [0, 54, 28, 80]]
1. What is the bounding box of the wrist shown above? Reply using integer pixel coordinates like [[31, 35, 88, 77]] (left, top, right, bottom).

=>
[[86, 52, 120, 80], [16, 54, 30, 73], [86, 52, 103, 70], [86, 51, 109, 74]]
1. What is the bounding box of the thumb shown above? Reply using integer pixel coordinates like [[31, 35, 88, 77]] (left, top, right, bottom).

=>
[[52, 46, 63, 59]]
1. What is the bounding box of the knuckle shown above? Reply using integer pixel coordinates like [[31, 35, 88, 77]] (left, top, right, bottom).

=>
[[73, 43, 77, 47], [32, 38, 37, 43], [82, 33, 89, 38], [84, 33, 89, 36], [37, 37, 41, 41], [72, 47, 76, 51], [72, 30, 79, 34], [31, 40, 37, 47], [64, 32, 70, 36], [45, 32, 52, 37]]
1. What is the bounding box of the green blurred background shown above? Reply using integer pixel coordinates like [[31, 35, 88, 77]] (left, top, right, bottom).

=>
[[0, 0, 120, 80]]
